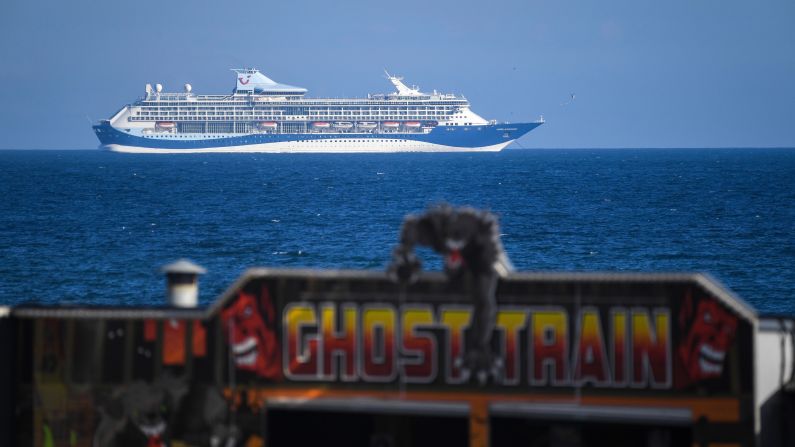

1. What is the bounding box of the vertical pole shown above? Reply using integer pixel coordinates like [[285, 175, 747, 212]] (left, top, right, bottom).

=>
[[185, 320, 194, 379], [154, 320, 163, 377], [260, 399, 268, 446], [214, 319, 223, 386], [469, 399, 489, 447], [228, 316, 236, 431], [32, 320, 43, 447], [93, 320, 106, 383], [123, 321, 134, 384], [63, 321, 74, 385], [0, 312, 16, 447]]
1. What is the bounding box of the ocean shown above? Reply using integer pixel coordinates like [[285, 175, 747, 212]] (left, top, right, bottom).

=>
[[0, 148, 793, 314]]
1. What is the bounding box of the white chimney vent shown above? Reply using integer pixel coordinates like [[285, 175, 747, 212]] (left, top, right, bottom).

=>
[[161, 259, 206, 308]]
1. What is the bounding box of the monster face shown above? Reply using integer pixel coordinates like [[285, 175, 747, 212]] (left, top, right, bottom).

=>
[[678, 297, 738, 383], [444, 238, 465, 271], [120, 382, 171, 447], [222, 288, 282, 380]]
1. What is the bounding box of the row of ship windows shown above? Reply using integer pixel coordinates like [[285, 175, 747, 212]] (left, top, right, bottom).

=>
[[139, 101, 467, 107], [134, 113, 449, 117], [144, 134, 223, 139], [135, 109, 451, 113], [297, 139, 408, 143], [130, 116, 443, 121], [312, 140, 409, 144], [137, 114, 451, 118], [144, 135, 410, 143], [136, 108, 455, 112]]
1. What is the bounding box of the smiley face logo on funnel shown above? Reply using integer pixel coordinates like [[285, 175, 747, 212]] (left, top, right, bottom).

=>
[[677, 294, 737, 385], [238, 75, 251, 85], [222, 287, 282, 380]]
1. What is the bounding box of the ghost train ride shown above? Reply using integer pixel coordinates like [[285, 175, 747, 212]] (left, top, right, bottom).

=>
[[2, 269, 794, 447]]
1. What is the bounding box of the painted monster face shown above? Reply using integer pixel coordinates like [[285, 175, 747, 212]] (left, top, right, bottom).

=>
[[222, 288, 282, 380], [678, 298, 738, 382]]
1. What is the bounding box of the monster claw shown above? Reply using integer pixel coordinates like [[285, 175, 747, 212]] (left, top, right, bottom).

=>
[[387, 246, 422, 284]]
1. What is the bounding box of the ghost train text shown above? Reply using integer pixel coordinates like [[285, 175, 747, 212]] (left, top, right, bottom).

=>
[[282, 303, 671, 388]]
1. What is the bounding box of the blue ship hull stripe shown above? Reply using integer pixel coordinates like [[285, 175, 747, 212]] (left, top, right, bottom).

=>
[[93, 122, 542, 150]]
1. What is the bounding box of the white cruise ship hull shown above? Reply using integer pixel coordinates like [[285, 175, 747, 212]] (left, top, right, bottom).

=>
[[93, 68, 544, 153]]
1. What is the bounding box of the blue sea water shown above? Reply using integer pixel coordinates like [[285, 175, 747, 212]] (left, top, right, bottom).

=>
[[0, 149, 793, 314]]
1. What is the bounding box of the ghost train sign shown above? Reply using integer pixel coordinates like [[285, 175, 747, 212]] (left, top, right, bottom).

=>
[[222, 270, 751, 395], [281, 290, 674, 388]]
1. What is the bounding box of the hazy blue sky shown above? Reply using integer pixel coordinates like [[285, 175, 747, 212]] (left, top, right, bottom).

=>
[[1, 0, 793, 149]]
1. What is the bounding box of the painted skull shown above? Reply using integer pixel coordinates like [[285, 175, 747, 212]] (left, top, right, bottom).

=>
[[222, 287, 282, 380], [678, 297, 738, 382]]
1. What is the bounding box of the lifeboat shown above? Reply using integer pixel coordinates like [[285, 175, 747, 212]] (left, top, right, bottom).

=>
[[155, 121, 176, 129], [404, 121, 421, 128], [312, 122, 331, 128], [358, 122, 377, 129], [333, 122, 353, 129], [382, 121, 400, 128], [258, 121, 278, 129]]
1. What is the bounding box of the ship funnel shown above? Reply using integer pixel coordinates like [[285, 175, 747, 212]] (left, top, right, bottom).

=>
[[231, 68, 307, 95], [161, 259, 206, 308]]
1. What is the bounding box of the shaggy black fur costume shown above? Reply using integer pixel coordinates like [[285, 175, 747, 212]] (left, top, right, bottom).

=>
[[388, 205, 513, 384]]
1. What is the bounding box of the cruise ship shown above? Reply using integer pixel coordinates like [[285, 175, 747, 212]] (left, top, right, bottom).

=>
[[93, 69, 543, 153]]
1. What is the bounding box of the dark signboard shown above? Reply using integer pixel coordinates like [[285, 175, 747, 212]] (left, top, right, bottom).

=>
[[216, 270, 754, 398]]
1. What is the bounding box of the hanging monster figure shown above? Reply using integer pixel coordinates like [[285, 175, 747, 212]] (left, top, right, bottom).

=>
[[388, 205, 513, 384]]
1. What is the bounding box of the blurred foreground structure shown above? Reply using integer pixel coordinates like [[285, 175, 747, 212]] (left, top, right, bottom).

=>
[[1, 269, 794, 446]]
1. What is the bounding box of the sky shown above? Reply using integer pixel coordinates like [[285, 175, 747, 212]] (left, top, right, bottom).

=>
[[0, 0, 793, 149]]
